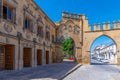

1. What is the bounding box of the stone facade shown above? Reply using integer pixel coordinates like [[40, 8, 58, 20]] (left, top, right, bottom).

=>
[[0, 0, 120, 70], [57, 12, 120, 66], [0, 0, 59, 70]]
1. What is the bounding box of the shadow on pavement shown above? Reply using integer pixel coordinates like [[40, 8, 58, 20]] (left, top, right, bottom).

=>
[[0, 61, 78, 80]]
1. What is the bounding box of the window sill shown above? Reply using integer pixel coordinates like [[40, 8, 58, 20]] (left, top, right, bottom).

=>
[[3, 19, 16, 26]]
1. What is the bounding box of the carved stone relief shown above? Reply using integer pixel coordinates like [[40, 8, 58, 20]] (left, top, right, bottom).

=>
[[4, 23, 13, 33], [22, 42, 34, 48], [26, 32, 31, 39], [5, 0, 18, 7], [68, 25, 72, 32], [74, 26, 80, 34]]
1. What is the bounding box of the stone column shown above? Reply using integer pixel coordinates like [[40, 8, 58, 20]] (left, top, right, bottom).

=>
[[42, 42, 46, 65], [15, 44, 19, 70], [31, 48, 34, 67], [34, 47, 37, 67], [19, 44, 23, 70]]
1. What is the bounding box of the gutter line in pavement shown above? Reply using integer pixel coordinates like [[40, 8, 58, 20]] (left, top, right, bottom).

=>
[[59, 64, 83, 80]]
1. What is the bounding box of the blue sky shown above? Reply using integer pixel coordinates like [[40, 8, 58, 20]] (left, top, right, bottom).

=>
[[34, 0, 118, 51], [35, 0, 120, 24], [90, 36, 115, 52]]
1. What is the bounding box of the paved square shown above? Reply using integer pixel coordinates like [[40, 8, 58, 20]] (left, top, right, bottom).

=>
[[0, 62, 77, 80]]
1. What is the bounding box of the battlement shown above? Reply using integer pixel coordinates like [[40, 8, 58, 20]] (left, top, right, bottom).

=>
[[62, 12, 87, 20], [88, 20, 120, 31]]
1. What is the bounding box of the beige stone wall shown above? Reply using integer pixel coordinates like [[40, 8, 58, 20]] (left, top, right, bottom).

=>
[[0, 0, 57, 70], [82, 28, 120, 65], [57, 12, 120, 66], [56, 12, 85, 62]]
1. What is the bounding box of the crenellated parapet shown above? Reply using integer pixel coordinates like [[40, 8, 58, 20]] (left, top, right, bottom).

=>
[[103, 22, 110, 30], [87, 20, 120, 32], [62, 12, 87, 20], [94, 23, 100, 31]]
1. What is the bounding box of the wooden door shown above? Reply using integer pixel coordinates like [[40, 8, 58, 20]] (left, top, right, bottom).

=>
[[52, 52, 55, 63], [37, 50, 42, 65], [46, 51, 49, 64], [5, 45, 14, 70], [0, 45, 5, 70], [23, 48, 31, 67]]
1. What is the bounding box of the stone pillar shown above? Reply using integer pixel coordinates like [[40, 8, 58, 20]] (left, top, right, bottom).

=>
[[117, 51, 120, 65], [34, 47, 37, 67], [31, 48, 34, 67], [49, 50, 52, 64], [19, 44, 23, 70], [15, 44, 19, 70], [42, 42, 46, 65]]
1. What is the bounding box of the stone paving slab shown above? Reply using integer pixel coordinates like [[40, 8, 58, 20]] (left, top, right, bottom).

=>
[[0, 62, 79, 80], [63, 64, 120, 80]]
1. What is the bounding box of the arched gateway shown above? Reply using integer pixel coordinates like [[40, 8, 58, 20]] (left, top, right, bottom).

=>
[[56, 12, 120, 65]]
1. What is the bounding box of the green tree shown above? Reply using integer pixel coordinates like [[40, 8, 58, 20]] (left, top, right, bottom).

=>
[[62, 38, 74, 58]]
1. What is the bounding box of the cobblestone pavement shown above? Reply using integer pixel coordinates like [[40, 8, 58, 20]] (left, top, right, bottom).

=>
[[0, 62, 77, 80], [63, 64, 120, 80]]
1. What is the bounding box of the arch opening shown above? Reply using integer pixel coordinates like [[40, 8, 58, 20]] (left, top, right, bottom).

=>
[[90, 35, 117, 65], [62, 37, 75, 62]]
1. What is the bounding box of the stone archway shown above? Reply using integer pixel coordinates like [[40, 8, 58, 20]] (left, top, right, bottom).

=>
[[90, 35, 117, 64], [62, 37, 76, 61], [56, 19, 82, 62], [82, 31, 120, 65]]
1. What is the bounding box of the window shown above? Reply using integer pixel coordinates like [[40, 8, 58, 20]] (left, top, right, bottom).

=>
[[3, 5, 7, 19], [8, 7, 12, 20], [25, 18, 31, 30], [52, 35, 54, 42], [37, 26, 43, 37], [3, 5, 13, 21], [46, 31, 50, 40]]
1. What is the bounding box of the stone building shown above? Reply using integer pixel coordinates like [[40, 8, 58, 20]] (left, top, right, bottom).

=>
[[0, 0, 62, 70], [93, 44, 117, 64], [0, 0, 120, 70]]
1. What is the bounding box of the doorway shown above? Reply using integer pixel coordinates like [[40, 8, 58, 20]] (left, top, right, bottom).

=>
[[52, 52, 55, 63], [46, 51, 49, 64], [23, 48, 32, 67], [37, 49, 42, 65], [5, 45, 15, 70]]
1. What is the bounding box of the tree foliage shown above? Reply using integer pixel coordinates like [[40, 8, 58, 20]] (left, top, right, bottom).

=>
[[62, 38, 74, 58]]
